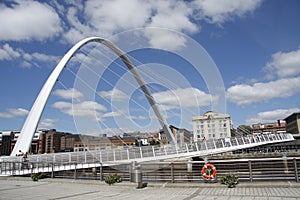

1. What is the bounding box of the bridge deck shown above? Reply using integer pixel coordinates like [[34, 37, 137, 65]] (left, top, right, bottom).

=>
[[0, 133, 294, 176]]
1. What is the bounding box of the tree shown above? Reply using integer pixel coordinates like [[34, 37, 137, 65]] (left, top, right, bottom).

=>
[[230, 128, 237, 137], [149, 140, 160, 145], [237, 125, 252, 136]]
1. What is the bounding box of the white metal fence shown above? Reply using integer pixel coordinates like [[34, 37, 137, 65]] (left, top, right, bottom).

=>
[[0, 133, 295, 176]]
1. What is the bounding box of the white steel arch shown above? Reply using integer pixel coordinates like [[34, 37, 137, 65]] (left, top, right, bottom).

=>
[[11, 37, 176, 156]]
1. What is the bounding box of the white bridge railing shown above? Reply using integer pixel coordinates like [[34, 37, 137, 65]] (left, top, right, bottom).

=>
[[0, 133, 295, 176]]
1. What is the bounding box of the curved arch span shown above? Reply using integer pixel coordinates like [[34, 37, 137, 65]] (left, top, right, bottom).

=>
[[11, 37, 175, 156]]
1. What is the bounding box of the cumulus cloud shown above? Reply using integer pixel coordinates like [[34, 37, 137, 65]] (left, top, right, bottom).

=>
[[193, 0, 262, 24], [227, 77, 300, 105], [228, 47, 300, 106], [53, 88, 83, 100], [0, 1, 62, 41], [0, 43, 60, 68], [85, 0, 152, 32], [152, 87, 216, 111], [264, 47, 300, 79], [99, 88, 128, 101], [38, 118, 57, 129], [63, 0, 198, 48], [61, 0, 260, 49], [52, 100, 107, 117], [126, 115, 147, 120], [0, 44, 21, 61], [144, 29, 189, 51], [102, 111, 123, 118], [0, 1, 263, 51], [0, 108, 28, 118], [246, 108, 300, 124]]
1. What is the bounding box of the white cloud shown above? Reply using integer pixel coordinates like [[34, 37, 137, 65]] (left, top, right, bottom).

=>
[[30, 53, 59, 63], [22, 52, 60, 68], [264, 47, 300, 79], [152, 87, 216, 111], [0, 1, 62, 41], [146, 0, 198, 38], [0, 0, 263, 51], [229, 48, 300, 106], [0, 44, 21, 60], [102, 111, 123, 118], [0, 43, 60, 68], [95, 127, 129, 136], [99, 89, 128, 101], [52, 100, 107, 117], [85, 0, 152, 32], [193, 0, 262, 24], [62, 0, 259, 49], [63, 0, 198, 48], [38, 118, 57, 129], [0, 108, 28, 118], [144, 29, 189, 51], [227, 77, 300, 105], [53, 88, 83, 100], [126, 115, 147, 121], [246, 108, 300, 125]]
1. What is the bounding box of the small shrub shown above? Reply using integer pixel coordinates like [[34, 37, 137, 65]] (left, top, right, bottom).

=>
[[220, 174, 238, 188], [105, 174, 122, 185], [31, 172, 47, 181]]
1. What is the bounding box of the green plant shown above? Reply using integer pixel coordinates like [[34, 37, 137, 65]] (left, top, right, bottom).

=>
[[220, 174, 238, 188], [105, 174, 122, 185], [31, 172, 47, 181]]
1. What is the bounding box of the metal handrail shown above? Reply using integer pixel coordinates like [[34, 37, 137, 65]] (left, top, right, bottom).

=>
[[1, 157, 299, 182], [0, 133, 294, 175]]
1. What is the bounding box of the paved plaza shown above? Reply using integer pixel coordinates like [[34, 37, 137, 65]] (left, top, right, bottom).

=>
[[1, 177, 300, 200]]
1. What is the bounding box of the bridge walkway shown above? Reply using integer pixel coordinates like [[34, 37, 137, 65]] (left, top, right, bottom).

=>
[[0, 133, 294, 176]]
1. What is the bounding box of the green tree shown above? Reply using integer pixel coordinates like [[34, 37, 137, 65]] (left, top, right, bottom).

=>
[[149, 140, 160, 145], [230, 128, 237, 137], [237, 125, 252, 136]]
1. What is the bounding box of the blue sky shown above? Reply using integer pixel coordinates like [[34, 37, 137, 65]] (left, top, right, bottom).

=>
[[0, 0, 299, 135]]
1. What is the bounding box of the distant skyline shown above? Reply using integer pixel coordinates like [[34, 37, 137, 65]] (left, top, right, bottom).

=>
[[0, 0, 299, 135]]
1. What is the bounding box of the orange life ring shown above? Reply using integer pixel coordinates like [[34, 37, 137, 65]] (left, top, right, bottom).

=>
[[202, 163, 217, 179]]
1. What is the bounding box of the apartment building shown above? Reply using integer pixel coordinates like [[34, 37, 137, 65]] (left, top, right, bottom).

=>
[[285, 112, 300, 134], [252, 120, 286, 135], [192, 111, 231, 141], [169, 125, 193, 144]]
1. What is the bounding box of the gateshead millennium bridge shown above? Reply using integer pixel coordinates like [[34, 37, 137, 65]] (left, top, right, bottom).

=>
[[0, 37, 294, 176]]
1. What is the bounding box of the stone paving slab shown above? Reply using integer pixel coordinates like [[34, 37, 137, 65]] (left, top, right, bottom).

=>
[[0, 177, 300, 200]]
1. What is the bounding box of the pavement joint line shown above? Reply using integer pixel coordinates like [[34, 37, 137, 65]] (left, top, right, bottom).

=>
[[48, 189, 104, 200], [2, 178, 300, 199], [3, 177, 300, 188], [182, 187, 202, 200], [0, 181, 52, 192]]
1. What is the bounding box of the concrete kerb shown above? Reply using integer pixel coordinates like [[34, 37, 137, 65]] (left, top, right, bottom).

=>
[[2, 176, 300, 189]]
